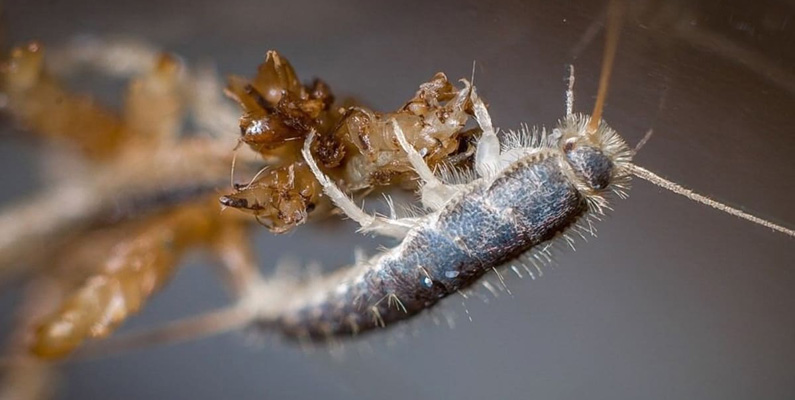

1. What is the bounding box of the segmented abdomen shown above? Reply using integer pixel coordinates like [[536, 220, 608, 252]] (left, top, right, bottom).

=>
[[276, 155, 588, 339]]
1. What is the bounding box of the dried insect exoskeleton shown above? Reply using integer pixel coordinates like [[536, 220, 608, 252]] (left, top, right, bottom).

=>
[[220, 51, 479, 232]]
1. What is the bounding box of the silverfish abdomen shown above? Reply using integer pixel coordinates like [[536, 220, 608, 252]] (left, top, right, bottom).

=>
[[278, 154, 588, 339]]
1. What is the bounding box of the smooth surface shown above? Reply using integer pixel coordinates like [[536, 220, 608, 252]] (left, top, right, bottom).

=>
[[1, 0, 794, 399]]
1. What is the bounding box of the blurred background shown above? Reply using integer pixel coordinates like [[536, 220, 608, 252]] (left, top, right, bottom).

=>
[[1, 0, 794, 399]]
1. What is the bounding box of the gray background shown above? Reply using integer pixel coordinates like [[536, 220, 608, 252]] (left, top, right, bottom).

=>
[[1, 0, 794, 399]]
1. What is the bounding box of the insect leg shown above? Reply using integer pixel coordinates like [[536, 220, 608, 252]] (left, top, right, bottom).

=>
[[391, 118, 442, 186], [471, 86, 501, 178], [390, 119, 462, 210], [301, 130, 421, 239]]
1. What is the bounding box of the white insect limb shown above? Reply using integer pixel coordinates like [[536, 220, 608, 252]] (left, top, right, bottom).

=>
[[301, 130, 420, 239], [628, 164, 795, 238], [391, 119, 442, 186], [390, 119, 461, 210], [471, 86, 501, 178]]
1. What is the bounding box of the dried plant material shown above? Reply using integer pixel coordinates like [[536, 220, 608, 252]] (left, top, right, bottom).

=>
[[31, 202, 220, 359], [0, 41, 248, 364], [1, 42, 125, 159], [0, 42, 237, 280], [122, 54, 185, 145], [221, 51, 479, 232]]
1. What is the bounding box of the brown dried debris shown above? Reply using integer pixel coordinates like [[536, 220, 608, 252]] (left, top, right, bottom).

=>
[[31, 201, 221, 359], [221, 51, 480, 232], [0, 42, 247, 362]]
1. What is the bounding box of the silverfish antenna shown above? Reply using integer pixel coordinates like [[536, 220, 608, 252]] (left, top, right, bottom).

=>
[[587, 0, 624, 134], [628, 164, 795, 237], [582, 0, 792, 237]]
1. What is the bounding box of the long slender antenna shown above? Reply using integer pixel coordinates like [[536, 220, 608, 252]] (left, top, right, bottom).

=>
[[628, 164, 795, 237], [470, 59, 477, 87], [588, 0, 625, 133], [566, 65, 575, 117]]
